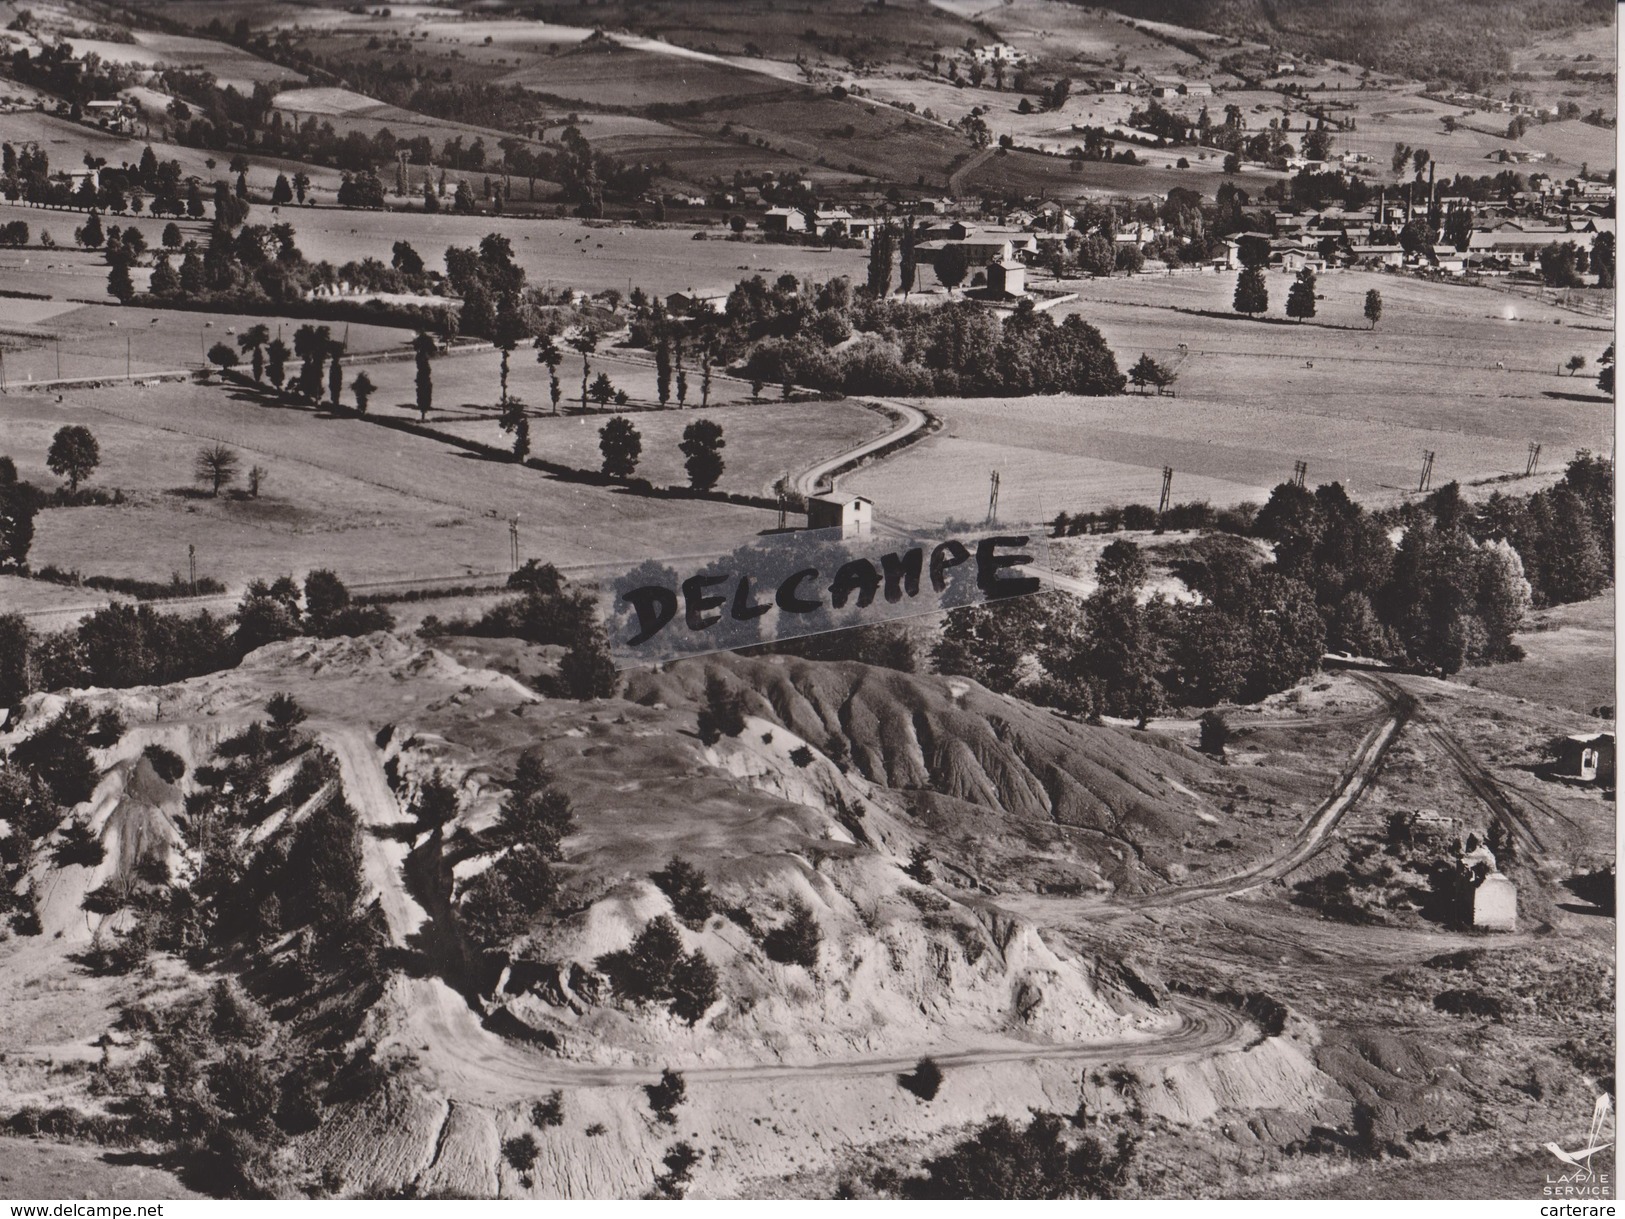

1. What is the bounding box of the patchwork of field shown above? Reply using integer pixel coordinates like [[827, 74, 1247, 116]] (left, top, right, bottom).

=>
[[846, 267, 1613, 526], [499, 42, 790, 106], [0, 116, 351, 197], [261, 87, 528, 159], [51, 29, 303, 89], [954, 142, 1258, 201], [4, 383, 779, 589], [513, 0, 986, 64], [978, 0, 1229, 71]]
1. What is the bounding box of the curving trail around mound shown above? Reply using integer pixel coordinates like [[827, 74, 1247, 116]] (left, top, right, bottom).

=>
[[325, 722, 1253, 1098]]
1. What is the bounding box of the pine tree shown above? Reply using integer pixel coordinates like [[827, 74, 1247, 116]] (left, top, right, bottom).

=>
[[1285, 268, 1317, 322], [899, 218, 918, 298], [655, 331, 672, 407], [413, 332, 436, 419], [107, 261, 134, 304], [867, 224, 895, 296], [1233, 266, 1268, 315]]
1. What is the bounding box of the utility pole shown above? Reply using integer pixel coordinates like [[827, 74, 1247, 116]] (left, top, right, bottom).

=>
[[126, 335, 131, 379], [508, 514, 520, 571], [188, 544, 196, 596], [1525, 441, 1541, 477], [985, 469, 1000, 525], [55, 337, 61, 380], [1292, 459, 1307, 488], [1418, 449, 1436, 493], [1158, 465, 1174, 514]]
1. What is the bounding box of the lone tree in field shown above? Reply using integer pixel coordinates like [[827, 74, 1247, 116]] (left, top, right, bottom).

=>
[[1128, 353, 1170, 394], [699, 338, 715, 407], [899, 219, 918, 299], [238, 324, 270, 382], [195, 444, 240, 497], [1285, 268, 1317, 322], [493, 291, 529, 406], [679, 419, 726, 491], [570, 332, 598, 413], [599, 416, 642, 477], [266, 337, 290, 389], [535, 335, 564, 415], [1233, 266, 1268, 315], [588, 372, 616, 411], [501, 398, 530, 461], [867, 223, 895, 296], [412, 331, 436, 420], [935, 242, 970, 295], [327, 344, 344, 406], [655, 329, 673, 407], [1363, 288, 1383, 330], [1566, 354, 1587, 376], [206, 342, 238, 371], [351, 371, 375, 414], [107, 261, 135, 304], [47, 426, 100, 492]]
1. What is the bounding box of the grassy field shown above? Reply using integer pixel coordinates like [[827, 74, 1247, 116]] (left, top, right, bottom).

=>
[[59, 29, 302, 88], [845, 267, 1613, 526], [0, 199, 872, 307], [498, 40, 789, 106], [1, 372, 862, 588], [281, 210, 871, 298], [482, 0, 985, 65], [1464, 590, 1615, 715], [427, 391, 889, 497], [0, 114, 351, 196], [265, 86, 524, 153]]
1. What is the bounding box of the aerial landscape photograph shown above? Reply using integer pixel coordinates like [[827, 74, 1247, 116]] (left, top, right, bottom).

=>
[[0, 0, 1615, 1203]]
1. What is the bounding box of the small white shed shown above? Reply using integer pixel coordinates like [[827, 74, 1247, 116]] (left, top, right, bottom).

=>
[[807, 492, 873, 540]]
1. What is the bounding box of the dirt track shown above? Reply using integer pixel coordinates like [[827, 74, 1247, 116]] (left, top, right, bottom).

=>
[[1128, 674, 1414, 908], [324, 722, 1254, 1098]]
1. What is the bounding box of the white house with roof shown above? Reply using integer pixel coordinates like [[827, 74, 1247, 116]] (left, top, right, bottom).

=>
[[807, 492, 873, 539], [762, 206, 808, 233]]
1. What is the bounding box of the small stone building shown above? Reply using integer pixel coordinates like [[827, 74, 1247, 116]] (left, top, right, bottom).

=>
[[1472, 872, 1518, 932], [988, 259, 1026, 298], [1553, 732, 1615, 785], [806, 492, 873, 540]]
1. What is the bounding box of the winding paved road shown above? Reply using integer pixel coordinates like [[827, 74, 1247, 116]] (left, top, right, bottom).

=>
[[790, 398, 929, 498]]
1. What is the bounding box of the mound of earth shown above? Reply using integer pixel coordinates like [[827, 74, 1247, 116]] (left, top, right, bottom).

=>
[[625, 655, 1304, 893]]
